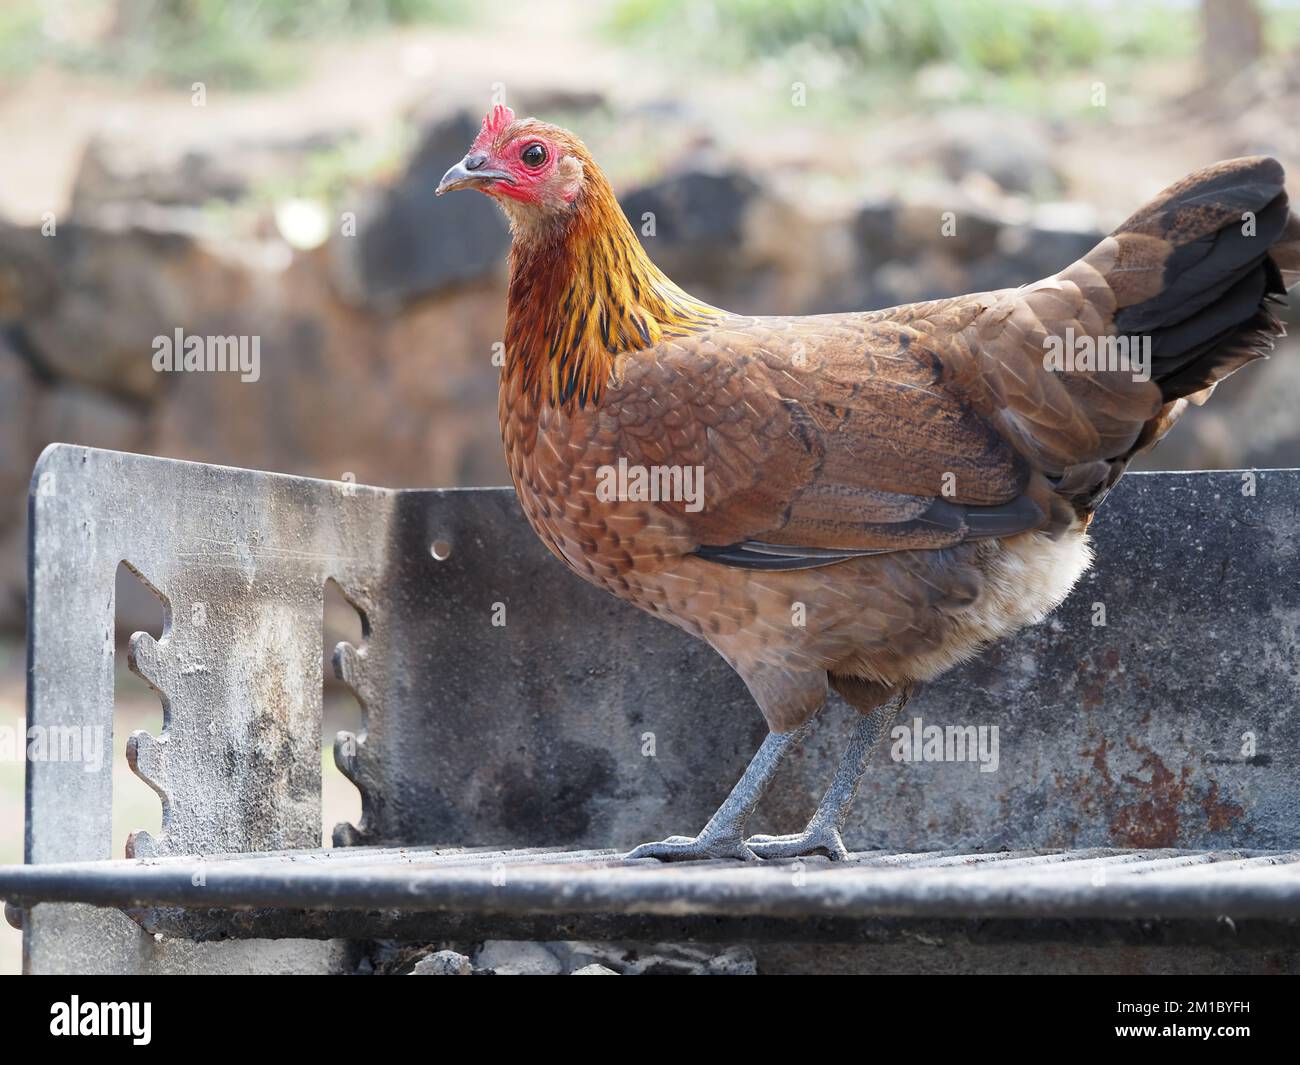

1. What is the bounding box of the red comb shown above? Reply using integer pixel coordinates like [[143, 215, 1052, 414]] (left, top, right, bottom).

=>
[[474, 104, 515, 147]]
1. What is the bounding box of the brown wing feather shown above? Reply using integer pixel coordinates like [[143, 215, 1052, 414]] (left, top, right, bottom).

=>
[[606, 156, 1298, 565], [610, 313, 1047, 562]]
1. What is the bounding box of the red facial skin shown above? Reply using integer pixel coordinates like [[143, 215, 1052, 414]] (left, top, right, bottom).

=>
[[468, 105, 575, 206]]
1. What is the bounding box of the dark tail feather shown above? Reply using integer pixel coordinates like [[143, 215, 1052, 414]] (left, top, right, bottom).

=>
[[1104, 156, 1299, 407], [1042, 157, 1299, 513]]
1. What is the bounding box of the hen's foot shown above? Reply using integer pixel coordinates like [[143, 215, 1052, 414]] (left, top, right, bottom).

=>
[[624, 723, 814, 863], [745, 826, 849, 861], [742, 690, 912, 863], [623, 833, 757, 862]]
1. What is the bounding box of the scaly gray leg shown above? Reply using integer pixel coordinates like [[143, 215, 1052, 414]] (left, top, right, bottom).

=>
[[624, 722, 813, 862], [746, 688, 908, 860]]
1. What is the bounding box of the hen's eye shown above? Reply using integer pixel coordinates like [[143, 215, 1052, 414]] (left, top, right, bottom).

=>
[[521, 143, 547, 168]]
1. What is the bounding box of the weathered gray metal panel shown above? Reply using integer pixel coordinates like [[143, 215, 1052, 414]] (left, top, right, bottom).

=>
[[907, 470, 1300, 853], [23, 444, 356, 973], [337, 470, 1300, 855], [14, 446, 1300, 971], [331, 486, 770, 851]]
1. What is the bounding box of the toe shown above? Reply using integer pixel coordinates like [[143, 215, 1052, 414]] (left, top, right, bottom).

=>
[[746, 837, 805, 860], [747, 830, 849, 861], [623, 840, 677, 861], [821, 838, 850, 861], [623, 837, 756, 862]]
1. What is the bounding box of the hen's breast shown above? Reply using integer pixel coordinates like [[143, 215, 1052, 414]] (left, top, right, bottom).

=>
[[498, 367, 698, 604]]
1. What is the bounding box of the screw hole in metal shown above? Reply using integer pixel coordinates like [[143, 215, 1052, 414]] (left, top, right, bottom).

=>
[[430, 539, 452, 562]]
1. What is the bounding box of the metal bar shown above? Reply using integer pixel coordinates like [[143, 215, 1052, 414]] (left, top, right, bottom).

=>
[[4, 848, 1299, 923]]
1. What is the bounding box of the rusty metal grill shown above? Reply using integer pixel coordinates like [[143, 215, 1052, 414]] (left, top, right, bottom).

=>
[[5, 846, 1299, 945], [8, 448, 1300, 972]]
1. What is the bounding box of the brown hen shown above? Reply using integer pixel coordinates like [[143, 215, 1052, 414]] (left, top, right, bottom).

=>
[[438, 105, 1300, 861]]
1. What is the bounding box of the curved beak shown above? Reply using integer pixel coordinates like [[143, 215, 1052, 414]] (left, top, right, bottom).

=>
[[436, 153, 515, 196]]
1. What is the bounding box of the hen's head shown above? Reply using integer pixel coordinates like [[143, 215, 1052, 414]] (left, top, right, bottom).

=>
[[436, 105, 594, 240]]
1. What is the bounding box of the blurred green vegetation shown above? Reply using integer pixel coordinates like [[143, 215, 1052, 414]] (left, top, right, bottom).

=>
[[609, 0, 1191, 71], [0, 0, 467, 89], [0, 3, 45, 79], [6, 0, 1300, 107], [606, 0, 1300, 113]]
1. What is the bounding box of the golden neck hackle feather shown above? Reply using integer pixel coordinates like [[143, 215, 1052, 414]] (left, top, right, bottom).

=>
[[504, 150, 724, 410]]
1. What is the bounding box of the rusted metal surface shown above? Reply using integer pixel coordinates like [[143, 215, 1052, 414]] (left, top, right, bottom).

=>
[[335, 469, 1300, 856], [12, 445, 1300, 973]]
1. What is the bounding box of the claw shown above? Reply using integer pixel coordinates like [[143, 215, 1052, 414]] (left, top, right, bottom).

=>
[[745, 828, 850, 861], [623, 834, 758, 862]]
